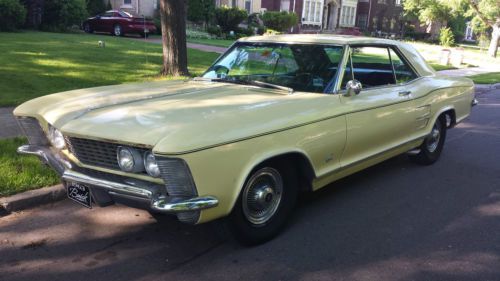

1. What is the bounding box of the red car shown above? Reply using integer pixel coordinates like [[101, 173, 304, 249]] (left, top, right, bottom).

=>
[[82, 10, 157, 38]]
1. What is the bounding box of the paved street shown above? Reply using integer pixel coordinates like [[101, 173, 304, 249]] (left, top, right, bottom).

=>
[[1, 86, 500, 281]]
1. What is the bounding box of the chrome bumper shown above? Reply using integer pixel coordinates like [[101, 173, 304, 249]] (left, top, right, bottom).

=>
[[472, 98, 478, 107], [17, 145, 218, 215]]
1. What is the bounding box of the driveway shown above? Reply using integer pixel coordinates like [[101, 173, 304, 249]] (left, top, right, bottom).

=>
[[1, 86, 499, 281]]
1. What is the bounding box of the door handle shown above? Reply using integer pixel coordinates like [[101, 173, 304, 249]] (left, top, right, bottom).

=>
[[399, 91, 412, 97]]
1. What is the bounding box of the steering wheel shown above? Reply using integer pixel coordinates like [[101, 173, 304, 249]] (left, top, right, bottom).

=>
[[296, 73, 325, 91], [213, 65, 230, 78]]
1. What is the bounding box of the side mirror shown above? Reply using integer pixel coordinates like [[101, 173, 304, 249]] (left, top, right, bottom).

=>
[[344, 80, 362, 96]]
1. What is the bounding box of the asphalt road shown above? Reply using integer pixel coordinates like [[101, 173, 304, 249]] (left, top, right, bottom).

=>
[[1, 86, 499, 281]]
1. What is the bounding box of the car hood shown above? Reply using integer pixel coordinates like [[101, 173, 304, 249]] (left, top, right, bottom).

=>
[[14, 80, 335, 154]]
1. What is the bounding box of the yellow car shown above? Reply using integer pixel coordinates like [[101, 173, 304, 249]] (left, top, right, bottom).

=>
[[14, 35, 476, 244]]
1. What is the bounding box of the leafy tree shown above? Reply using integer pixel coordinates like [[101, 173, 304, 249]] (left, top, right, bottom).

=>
[[187, 0, 215, 28], [159, 0, 188, 76], [41, 0, 87, 31], [405, 0, 499, 57], [86, 0, 105, 16], [0, 0, 26, 31], [403, 0, 451, 38], [464, 0, 499, 57]]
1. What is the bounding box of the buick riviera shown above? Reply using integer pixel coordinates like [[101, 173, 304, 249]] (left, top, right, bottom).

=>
[[15, 35, 477, 244]]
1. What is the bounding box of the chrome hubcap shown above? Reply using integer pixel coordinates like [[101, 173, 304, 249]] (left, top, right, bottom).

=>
[[426, 122, 441, 152], [115, 26, 121, 35], [242, 168, 283, 225]]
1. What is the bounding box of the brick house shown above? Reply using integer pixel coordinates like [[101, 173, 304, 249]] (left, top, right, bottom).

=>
[[355, 0, 404, 35], [217, 0, 360, 33]]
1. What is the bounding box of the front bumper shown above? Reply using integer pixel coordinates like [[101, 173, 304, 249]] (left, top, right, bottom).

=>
[[17, 145, 218, 222]]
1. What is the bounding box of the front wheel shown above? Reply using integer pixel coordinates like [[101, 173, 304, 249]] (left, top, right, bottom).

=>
[[227, 163, 298, 245], [113, 24, 123, 36], [409, 116, 447, 165]]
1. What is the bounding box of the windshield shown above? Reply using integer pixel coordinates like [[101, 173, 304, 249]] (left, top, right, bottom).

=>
[[202, 43, 344, 93], [119, 11, 133, 17]]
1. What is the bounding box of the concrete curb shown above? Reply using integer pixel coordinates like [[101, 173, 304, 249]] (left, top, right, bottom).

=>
[[0, 184, 66, 214]]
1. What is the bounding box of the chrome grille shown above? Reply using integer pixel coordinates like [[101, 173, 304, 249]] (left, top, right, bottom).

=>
[[65, 137, 148, 170], [16, 117, 49, 146]]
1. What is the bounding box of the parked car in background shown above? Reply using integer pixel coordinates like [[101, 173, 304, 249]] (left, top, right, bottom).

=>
[[15, 35, 476, 245], [82, 10, 156, 38]]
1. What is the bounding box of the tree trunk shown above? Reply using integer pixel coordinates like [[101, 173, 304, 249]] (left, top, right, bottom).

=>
[[487, 22, 499, 58], [159, 0, 189, 76]]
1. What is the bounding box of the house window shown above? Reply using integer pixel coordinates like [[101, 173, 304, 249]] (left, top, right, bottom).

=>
[[357, 14, 368, 29], [302, 0, 323, 25], [124, 0, 132, 5], [280, 0, 290, 11], [359, 0, 369, 2], [245, 0, 252, 13], [377, 0, 387, 4], [340, 5, 356, 27], [395, 0, 401, 5]]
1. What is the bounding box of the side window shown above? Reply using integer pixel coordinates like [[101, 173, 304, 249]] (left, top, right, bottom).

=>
[[389, 48, 417, 84], [350, 46, 395, 88]]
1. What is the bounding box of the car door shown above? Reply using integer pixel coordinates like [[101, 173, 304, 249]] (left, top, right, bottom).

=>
[[99, 11, 114, 32], [339, 45, 422, 167]]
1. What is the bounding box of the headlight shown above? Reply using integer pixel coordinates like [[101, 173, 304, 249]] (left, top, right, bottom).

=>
[[48, 126, 66, 150], [117, 146, 144, 173], [143, 151, 161, 178]]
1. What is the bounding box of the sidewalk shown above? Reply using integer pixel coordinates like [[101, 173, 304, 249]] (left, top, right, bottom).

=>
[[436, 66, 500, 77], [0, 107, 21, 138], [133, 37, 227, 54]]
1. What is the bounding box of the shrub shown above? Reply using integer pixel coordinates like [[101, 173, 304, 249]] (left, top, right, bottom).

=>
[[214, 6, 248, 33], [0, 0, 26, 31], [207, 25, 222, 37], [439, 27, 455, 47], [261, 11, 298, 32], [41, 0, 88, 31], [186, 29, 216, 39]]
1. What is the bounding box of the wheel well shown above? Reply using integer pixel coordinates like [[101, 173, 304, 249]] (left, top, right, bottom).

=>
[[440, 109, 456, 128], [253, 152, 315, 192]]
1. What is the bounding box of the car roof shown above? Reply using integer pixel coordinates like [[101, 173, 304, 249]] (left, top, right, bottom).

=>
[[237, 34, 436, 77], [238, 34, 398, 46]]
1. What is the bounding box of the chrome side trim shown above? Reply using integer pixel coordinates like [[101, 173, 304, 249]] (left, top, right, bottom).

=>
[[17, 145, 70, 175], [151, 196, 219, 213]]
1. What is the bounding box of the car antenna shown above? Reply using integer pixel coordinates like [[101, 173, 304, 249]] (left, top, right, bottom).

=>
[[143, 14, 148, 66]]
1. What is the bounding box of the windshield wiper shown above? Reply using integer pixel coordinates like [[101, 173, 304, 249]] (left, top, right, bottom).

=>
[[194, 77, 294, 94]]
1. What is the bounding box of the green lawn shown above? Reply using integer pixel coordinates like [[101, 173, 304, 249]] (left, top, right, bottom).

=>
[[0, 31, 220, 107], [0, 138, 60, 196], [467, 72, 500, 84], [187, 38, 234, 48]]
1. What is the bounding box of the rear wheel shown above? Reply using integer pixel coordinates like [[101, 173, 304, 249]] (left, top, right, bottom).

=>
[[227, 162, 298, 245], [83, 23, 92, 33], [113, 24, 123, 36], [409, 116, 447, 165]]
